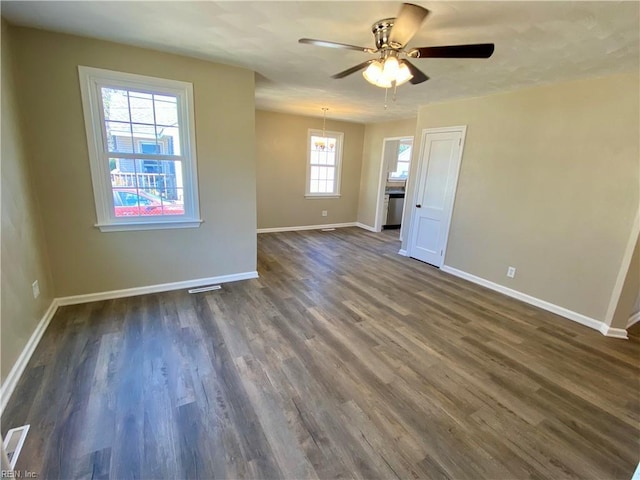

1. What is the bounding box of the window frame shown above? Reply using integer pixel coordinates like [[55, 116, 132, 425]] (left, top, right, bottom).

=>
[[305, 129, 344, 199], [78, 66, 201, 232]]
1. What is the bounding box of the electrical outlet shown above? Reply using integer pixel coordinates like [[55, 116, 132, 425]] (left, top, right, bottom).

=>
[[322, 210, 328, 217], [506, 267, 516, 279], [32, 280, 40, 299]]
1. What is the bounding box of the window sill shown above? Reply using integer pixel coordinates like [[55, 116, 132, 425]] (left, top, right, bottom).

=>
[[304, 194, 342, 199], [95, 219, 203, 232]]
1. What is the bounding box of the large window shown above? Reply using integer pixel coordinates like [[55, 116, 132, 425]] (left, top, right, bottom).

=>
[[78, 66, 201, 231], [306, 129, 344, 198]]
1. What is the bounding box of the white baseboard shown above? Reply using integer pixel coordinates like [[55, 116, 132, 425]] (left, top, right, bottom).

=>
[[257, 223, 356, 234], [628, 311, 640, 328], [355, 222, 377, 233], [1, 299, 59, 413], [398, 249, 408, 256], [56, 271, 259, 306], [598, 323, 629, 339], [441, 265, 627, 339]]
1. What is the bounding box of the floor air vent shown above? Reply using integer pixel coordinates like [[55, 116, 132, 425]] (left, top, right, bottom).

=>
[[188, 285, 222, 294], [4, 424, 29, 469]]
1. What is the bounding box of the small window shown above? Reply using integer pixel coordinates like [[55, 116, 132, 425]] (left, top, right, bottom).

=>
[[388, 141, 412, 181], [78, 66, 201, 232], [306, 129, 344, 198]]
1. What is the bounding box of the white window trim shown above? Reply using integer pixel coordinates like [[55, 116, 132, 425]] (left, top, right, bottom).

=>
[[305, 129, 343, 199], [78, 66, 201, 232]]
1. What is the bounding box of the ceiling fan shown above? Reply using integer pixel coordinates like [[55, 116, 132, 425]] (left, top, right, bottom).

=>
[[299, 3, 494, 89]]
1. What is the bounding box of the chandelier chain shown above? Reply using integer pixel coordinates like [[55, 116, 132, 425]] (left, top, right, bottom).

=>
[[321, 107, 328, 137]]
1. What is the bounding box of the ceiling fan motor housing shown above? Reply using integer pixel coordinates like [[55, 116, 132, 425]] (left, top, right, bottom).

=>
[[372, 18, 396, 50]]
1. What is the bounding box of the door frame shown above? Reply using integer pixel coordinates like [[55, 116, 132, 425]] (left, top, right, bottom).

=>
[[406, 125, 467, 266], [374, 136, 414, 232]]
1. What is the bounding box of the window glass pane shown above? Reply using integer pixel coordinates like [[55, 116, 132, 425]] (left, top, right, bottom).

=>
[[154, 95, 179, 127], [326, 152, 335, 166], [318, 167, 327, 181], [112, 187, 184, 218], [110, 158, 180, 197], [138, 173, 159, 192], [112, 187, 140, 217], [105, 121, 133, 153], [110, 159, 137, 188], [156, 126, 181, 156], [310, 180, 319, 193], [102, 88, 130, 122], [147, 160, 182, 194], [156, 188, 185, 216], [327, 168, 335, 181], [132, 124, 157, 153], [310, 166, 319, 181], [129, 91, 154, 124], [318, 181, 328, 193]]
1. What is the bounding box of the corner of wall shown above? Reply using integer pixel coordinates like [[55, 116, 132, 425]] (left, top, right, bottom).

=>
[[606, 210, 640, 329]]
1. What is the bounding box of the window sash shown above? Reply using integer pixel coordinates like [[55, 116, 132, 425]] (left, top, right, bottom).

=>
[[96, 81, 186, 160], [79, 66, 201, 231], [306, 129, 343, 197]]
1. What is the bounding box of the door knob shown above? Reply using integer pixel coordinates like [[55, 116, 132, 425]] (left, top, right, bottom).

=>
[[416, 204, 422, 208]]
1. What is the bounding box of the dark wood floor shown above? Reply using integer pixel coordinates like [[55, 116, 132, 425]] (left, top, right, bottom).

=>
[[3, 227, 639, 479]]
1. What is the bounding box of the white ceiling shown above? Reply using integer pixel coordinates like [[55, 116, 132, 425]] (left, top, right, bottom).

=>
[[2, 1, 638, 123]]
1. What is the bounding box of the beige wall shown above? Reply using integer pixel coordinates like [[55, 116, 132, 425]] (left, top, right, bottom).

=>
[[256, 110, 364, 229], [1, 22, 54, 382], [403, 72, 639, 321], [12, 27, 257, 297], [357, 118, 416, 229]]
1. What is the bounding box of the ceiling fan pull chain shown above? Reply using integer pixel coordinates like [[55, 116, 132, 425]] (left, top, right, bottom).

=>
[[384, 87, 389, 110]]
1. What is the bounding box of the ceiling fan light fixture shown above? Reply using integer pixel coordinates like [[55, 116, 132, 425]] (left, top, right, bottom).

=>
[[382, 55, 400, 79], [395, 61, 413, 86], [363, 56, 414, 88], [363, 60, 392, 88]]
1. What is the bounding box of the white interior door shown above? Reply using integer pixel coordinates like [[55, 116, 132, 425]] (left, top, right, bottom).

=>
[[408, 127, 466, 267]]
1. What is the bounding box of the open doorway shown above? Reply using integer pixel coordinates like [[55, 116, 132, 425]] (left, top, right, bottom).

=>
[[375, 136, 413, 240]]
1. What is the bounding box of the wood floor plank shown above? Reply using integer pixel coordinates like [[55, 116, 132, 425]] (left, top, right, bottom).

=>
[[3, 227, 639, 479]]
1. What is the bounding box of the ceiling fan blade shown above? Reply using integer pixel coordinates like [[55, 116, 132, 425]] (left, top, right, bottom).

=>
[[388, 3, 430, 48], [413, 43, 495, 58], [332, 60, 376, 79], [299, 38, 373, 53], [403, 60, 429, 85]]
